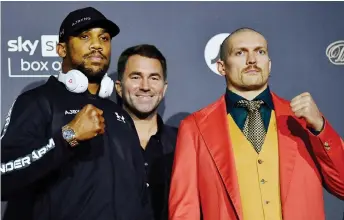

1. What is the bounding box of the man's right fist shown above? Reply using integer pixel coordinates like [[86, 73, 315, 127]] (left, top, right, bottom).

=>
[[67, 104, 105, 141]]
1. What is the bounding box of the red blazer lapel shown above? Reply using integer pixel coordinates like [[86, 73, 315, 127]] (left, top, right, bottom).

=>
[[272, 93, 305, 207], [196, 95, 243, 219]]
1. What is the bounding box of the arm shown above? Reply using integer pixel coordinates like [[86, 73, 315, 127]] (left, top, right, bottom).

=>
[[1, 92, 74, 198], [290, 92, 344, 199], [169, 117, 200, 220], [309, 119, 344, 200]]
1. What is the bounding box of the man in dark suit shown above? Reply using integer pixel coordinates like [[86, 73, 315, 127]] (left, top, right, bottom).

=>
[[115, 44, 178, 220]]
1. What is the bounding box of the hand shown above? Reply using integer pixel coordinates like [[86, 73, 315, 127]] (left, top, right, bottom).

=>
[[290, 92, 324, 132], [67, 104, 105, 141]]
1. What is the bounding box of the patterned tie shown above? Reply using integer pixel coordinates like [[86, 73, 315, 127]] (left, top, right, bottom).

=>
[[236, 100, 266, 153]]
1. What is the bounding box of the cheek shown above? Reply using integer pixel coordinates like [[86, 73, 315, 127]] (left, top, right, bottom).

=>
[[257, 58, 270, 69], [69, 47, 84, 62], [228, 59, 246, 71], [152, 83, 166, 94], [124, 83, 139, 95], [104, 46, 111, 56]]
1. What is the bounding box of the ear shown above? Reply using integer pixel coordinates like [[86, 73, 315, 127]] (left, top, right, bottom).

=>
[[115, 80, 123, 98], [162, 81, 168, 97], [217, 60, 226, 76], [269, 58, 272, 73], [56, 43, 67, 58]]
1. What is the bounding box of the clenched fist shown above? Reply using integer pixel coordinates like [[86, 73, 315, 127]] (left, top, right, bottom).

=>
[[67, 104, 105, 141], [290, 92, 324, 132]]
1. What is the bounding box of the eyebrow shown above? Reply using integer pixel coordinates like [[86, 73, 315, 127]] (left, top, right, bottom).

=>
[[129, 71, 162, 77], [231, 46, 267, 53]]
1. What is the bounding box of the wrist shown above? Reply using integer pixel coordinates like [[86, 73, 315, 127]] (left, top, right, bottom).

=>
[[312, 117, 325, 132], [62, 124, 79, 147]]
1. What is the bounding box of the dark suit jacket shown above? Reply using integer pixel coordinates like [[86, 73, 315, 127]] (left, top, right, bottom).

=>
[[159, 123, 178, 220]]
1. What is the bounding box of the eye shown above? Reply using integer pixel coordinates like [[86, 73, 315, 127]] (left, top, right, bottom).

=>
[[258, 49, 266, 55], [80, 34, 89, 40], [131, 76, 140, 80], [100, 35, 110, 41], [151, 76, 160, 81], [235, 51, 244, 56]]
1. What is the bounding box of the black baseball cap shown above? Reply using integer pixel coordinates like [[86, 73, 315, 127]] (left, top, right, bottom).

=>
[[59, 7, 120, 42]]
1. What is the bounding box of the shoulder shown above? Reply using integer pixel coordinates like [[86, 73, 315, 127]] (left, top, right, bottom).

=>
[[12, 79, 53, 108], [163, 124, 178, 136], [271, 92, 291, 105], [17, 76, 63, 101], [102, 99, 131, 118], [182, 95, 225, 125]]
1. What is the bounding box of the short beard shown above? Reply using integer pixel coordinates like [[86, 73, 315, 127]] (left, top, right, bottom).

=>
[[74, 62, 109, 84]]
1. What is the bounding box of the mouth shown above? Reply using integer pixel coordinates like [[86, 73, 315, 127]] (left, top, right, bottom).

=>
[[86, 53, 105, 62], [244, 69, 260, 74], [136, 95, 154, 100], [88, 56, 103, 62]]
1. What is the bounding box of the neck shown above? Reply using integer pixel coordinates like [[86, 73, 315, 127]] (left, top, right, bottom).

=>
[[62, 64, 100, 95], [126, 108, 158, 150], [88, 83, 100, 95], [228, 84, 268, 100]]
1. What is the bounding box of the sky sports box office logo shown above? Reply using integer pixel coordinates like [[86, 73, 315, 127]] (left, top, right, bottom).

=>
[[6, 35, 61, 77]]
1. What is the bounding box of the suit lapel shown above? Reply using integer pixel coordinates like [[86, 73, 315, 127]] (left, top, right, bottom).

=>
[[160, 127, 178, 220], [197, 96, 243, 220], [272, 93, 300, 208]]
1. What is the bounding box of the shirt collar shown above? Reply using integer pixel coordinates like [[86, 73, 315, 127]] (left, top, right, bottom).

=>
[[155, 114, 165, 138], [225, 86, 274, 113]]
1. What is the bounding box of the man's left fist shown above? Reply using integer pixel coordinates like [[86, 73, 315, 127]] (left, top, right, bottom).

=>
[[290, 92, 324, 132]]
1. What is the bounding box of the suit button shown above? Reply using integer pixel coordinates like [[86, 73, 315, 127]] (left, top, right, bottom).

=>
[[265, 201, 270, 204], [324, 142, 330, 150], [261, 179, 267, 184], [258, 159, 263, 164]]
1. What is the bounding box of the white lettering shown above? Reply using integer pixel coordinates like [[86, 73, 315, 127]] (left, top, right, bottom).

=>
[[65, 110, 80, 115], [326, 40, 344, 65], [37, 147, 47, 158], [1, 100, 16, 139], [20, 59, 51, 71], [72, 17, 91, 26], [32, 151, 40, 161], [52, 61, 62, 71], [1, 139, 55, 174], [22, 156, 31, 167], [46, 138, 55, 150], [0, 164, 5, 173], [7, 37, 39, 55], [5, 162, 14, 172], [13, 159, 22, 169]]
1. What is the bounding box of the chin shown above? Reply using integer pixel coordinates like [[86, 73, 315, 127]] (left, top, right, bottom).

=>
[[241, 84, 267, 91], [136, 106, 155, 114]]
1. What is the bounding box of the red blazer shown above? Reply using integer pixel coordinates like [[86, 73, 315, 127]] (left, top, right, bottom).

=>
[[169, 93, 344, 220]]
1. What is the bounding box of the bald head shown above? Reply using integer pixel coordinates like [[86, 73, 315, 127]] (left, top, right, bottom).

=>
[[220, 28, 267, 61]]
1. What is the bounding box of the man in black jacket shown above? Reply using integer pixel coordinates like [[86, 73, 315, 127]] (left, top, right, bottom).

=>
[[1, 7, 152, 220], [115, 44, 178, 220]]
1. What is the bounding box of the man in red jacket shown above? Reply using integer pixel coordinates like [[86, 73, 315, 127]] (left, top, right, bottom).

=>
[[169, 27, 344, 220]]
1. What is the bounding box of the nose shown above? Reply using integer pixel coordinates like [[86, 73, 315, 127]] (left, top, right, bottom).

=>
[[89, 38, 103, 51], [139, 78, 150, 91], [246, 52, 257, 65]]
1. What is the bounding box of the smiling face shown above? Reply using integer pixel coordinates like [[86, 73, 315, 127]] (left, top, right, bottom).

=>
[[115, 55, 167, 119], [217, 30, 271, 92]]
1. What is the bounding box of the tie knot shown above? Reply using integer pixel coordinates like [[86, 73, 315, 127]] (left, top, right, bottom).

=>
[[237, 100, 264, 111]]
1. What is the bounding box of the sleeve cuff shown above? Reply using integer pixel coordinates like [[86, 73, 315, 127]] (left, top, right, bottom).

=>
[[307, 116, 325, 136]]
